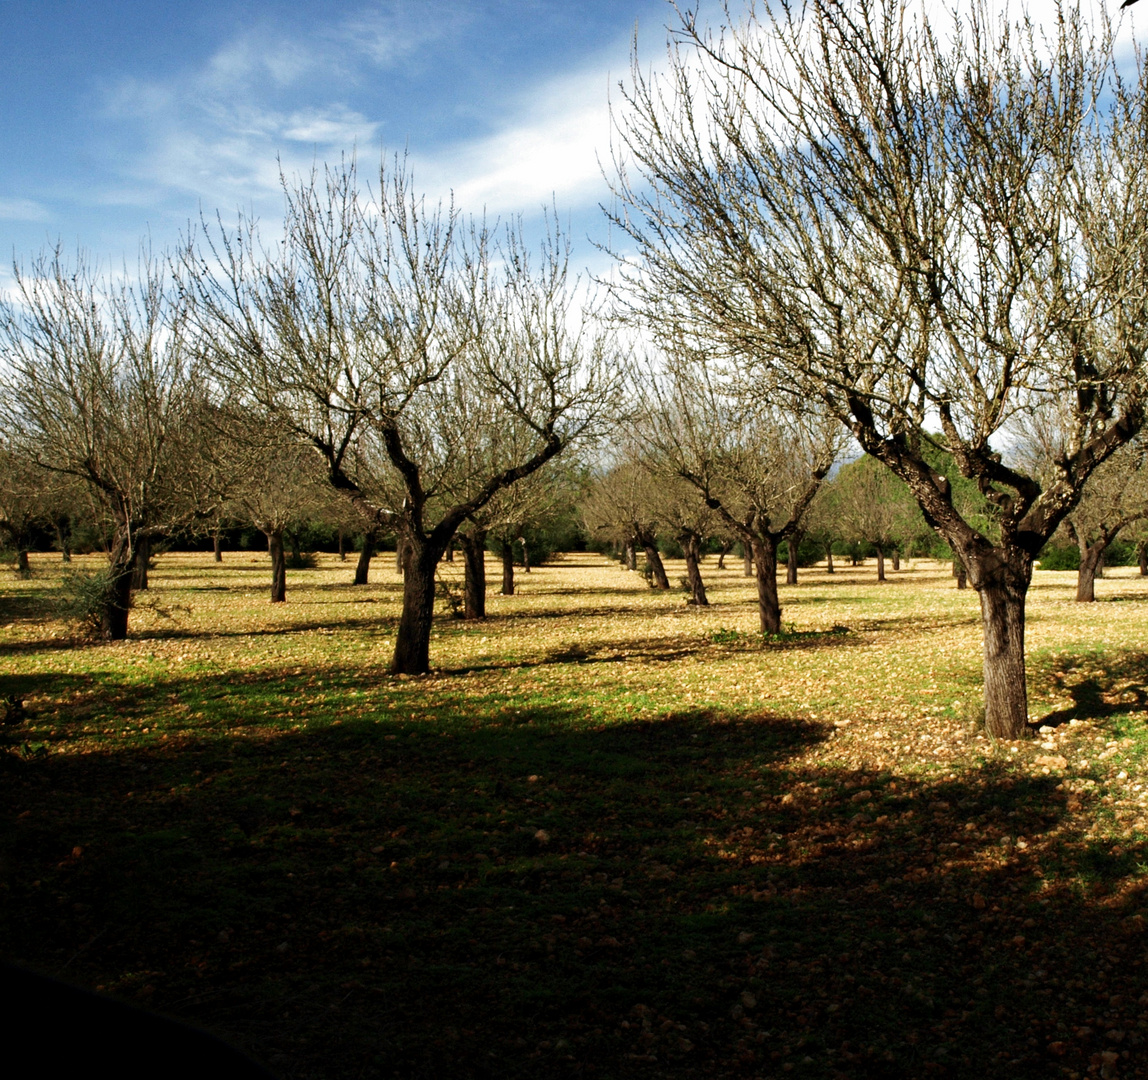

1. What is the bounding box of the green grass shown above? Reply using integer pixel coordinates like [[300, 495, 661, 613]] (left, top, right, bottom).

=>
[[2, 552, 1148, 1078]]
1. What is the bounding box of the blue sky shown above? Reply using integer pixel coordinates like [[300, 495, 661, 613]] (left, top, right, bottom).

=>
[[1, 1, 1141, 289], [0, 0, 674, 281]]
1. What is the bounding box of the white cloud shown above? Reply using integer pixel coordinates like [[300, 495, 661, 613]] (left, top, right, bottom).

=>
[[414, 66, 619, 218], [0, 198, 51, 222]]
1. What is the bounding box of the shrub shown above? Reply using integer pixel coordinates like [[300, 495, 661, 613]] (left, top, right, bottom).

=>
[[57, 568, 123, 637]]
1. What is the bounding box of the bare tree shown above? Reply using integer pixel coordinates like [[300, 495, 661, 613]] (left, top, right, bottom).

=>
[[831, 456, 922, 582], [1060, 441, 1148, 601], [188, 163, 619, 673], [609, 0, 1148, 736], [642, 349, 842, 634], [582, 458, 671, 588], [0, 252, 201, 638]]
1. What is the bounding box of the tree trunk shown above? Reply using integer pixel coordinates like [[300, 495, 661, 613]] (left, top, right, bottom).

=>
[[682, 532, 709, 606], [624, 541, 637, 571], [501, 543, 515, 596], [460, 529, 487, 620], [132, 534, 150, 591], [1139, 540, 1147, 576], [892, 548, 900, 571], [743, 547, 753, 576], [1096, 550, 1106, 579], [875, 545, 885, 583], [1076, 539, 1106, 603], [101, 528, 134, 640], [445, 542, 454, 562], [267, 530, 286, 603], [354, 528, 377, 586], [825, 543, 834, 574], [972, 554, 1032, 740], [395, 534, 406, 574], [641, 540, 670, 589], [391, 538, 441, 675], [750, 536, 782, 636], [15, 549, 30, 575], [785, 532, 801, 585], [213, 531, 223, 562], [717, 540, 732, 570], [56, 521, 72, 562], [954, 558, 968, 589], [337, 529, 346, 561], [519, 536, 531, 573]]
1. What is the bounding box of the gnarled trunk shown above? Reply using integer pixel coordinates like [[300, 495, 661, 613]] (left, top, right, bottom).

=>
[[785, 531, 801, 585], [460, 529, 487, 620], [969, 551, 1033, 740], [501, 543, 515, 595], [391, 540, 439, 674], [266, 530, 286, 603], [1075, 538, 1107, 603], [101, 528, 135, 640], [717, 540, 732, 570], [681, 531, 709, 605], [354, 528, 377, 586], [624, 540, 637, 571], [132, 534, 150, 591], [750, 536, 782, 636]]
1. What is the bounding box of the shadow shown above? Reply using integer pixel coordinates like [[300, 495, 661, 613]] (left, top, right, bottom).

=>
[[1030, 650, 1148, 729], [1, 671, 1143, 1080]]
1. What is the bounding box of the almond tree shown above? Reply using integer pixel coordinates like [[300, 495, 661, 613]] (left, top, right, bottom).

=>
[[189, 164, 619, 673], [609, 0, 1148, 736], [0, 253, 200, 638]]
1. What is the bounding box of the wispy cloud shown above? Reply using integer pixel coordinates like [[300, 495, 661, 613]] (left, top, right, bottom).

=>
[[0, 198, 51, 223], [416, 66, 617, 218]]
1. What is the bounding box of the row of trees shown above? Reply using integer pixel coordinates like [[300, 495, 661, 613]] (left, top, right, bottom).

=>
[[3, 1, 1148, 739], [0, 166, 622, 669], [606, 0, 1148, 737]]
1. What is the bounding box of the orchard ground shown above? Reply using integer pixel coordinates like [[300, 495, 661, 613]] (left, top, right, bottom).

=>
[[2, 551, 1148, 1079]]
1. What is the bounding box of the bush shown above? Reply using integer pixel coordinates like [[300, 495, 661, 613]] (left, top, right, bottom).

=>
[[57, 568, 122, 636], [1036, 543, 1079, 571], [285, 550, 319, 570]]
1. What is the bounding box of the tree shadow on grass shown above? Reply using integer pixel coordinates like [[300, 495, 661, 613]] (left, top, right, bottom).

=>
[[1028, 651, 1148, 729], [0, 681, 1144, 1080]]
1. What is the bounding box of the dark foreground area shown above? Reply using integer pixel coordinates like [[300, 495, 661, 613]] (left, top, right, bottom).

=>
[[3, 698, 1147, 1079]]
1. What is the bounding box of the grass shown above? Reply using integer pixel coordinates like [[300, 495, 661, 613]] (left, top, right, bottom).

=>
[[2, 551, 1148, 1078]]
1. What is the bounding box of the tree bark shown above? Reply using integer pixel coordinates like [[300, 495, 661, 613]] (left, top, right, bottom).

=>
[[101, 528, 134, 640], [743, 547, 753, 576], [391, 541, 438, 674], [267, 530, 286, 603], [717, 540, 732, 570], [132, 534, 150, 591], [624, 541, 637, 571], [519, 536, 531, 573], [875, 545, 886, 583], [501, 543, 515, 596], [213, 531, 223, 562], [1139, 540, 1147, 576], [56, 521, 72, 562], [681, 531, 709, 605], [395, 533, 406, 574], [354, 528, 378, 586], [954, 558, 968, 589], [892, 548, 900, 571], [337, 529, 346, 561], [751, 536, 782, 635], [785, 532, 801, 585], [640, 538, 670, 589], [973, 555, 1032, 739], [825, 543, 834, 573], [1075, 539, 1107, 603], [460, 529, 487, 620]]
